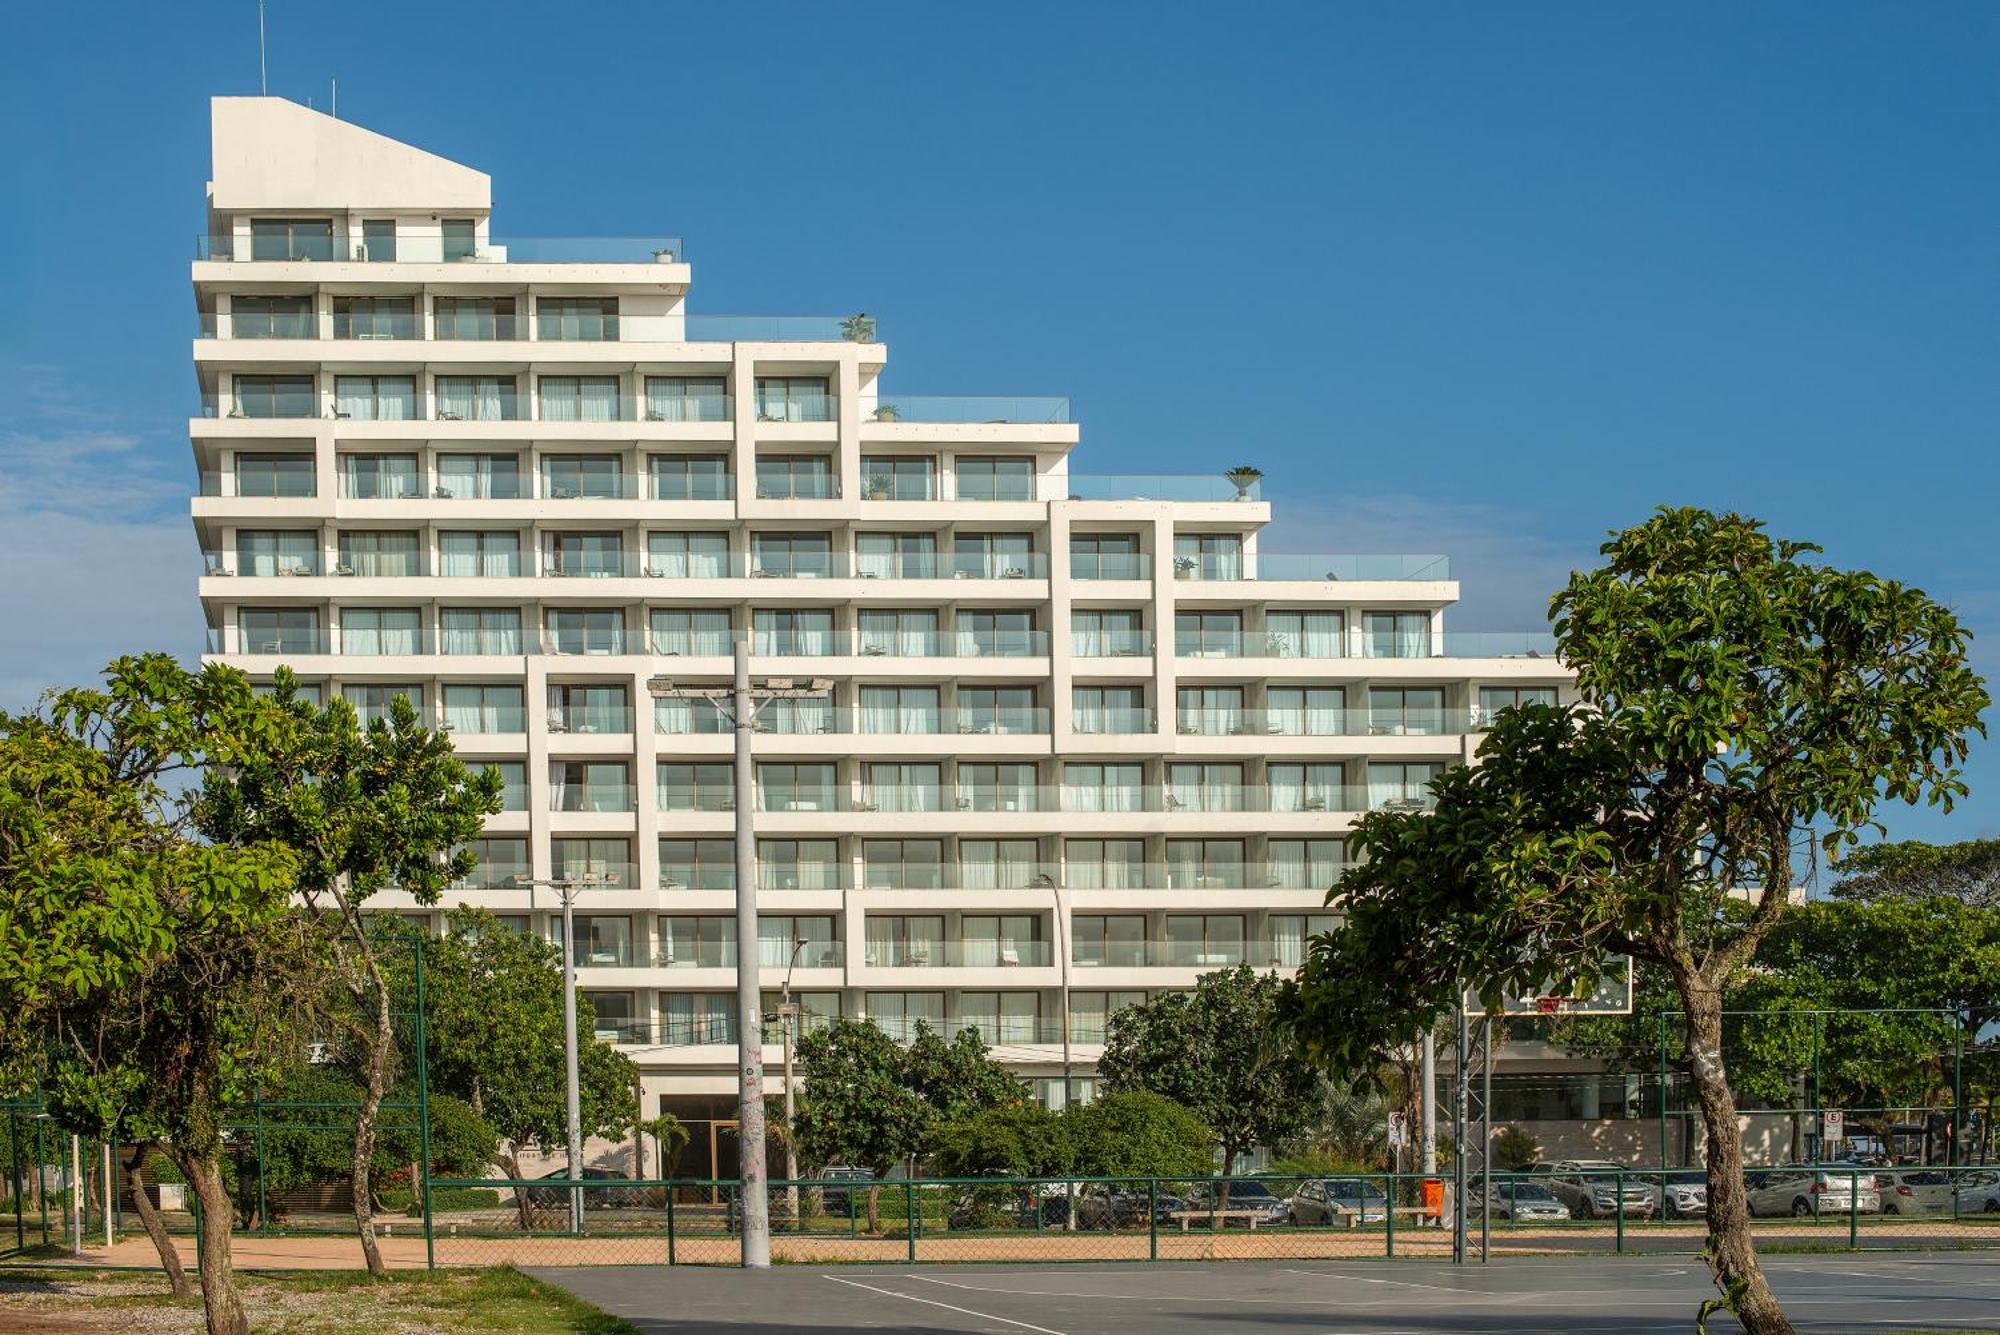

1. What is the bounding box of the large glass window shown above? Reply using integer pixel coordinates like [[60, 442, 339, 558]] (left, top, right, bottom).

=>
[[1073, 686, 1148, 734], [236, 529, 319, 576], [659, 762, 734, 813], [865, 992, 945, 1042], [1364, 612, 1432, 658], [753, 376, 831, 422], [443, 683, 525, 733], [1071, 533, 1143, 580], [961, 914, 1043, 968], [1269, 763, 1348, 813], [337, 530, 422, 577], [434, 375, 520, 421], [1065, 839, 1147, 890], [859, 455, 935, 501], [234, 453, 315, 498], [752, 608, 835, 655], [649, 454, 730, 500], [1061, 763, 1144, 813], [758, 839, 843, 890], [660, 839, 736, 891], [360, 220, 396, 262], [1175, 686, 1244, 736], [334, 375, 417, 421], [646, 531, 731, 579], [656, 689, 733, 735], [437, 530, 523, 577], [1166, 839, 1246, 888], [1268, 686, 1346, 736], [859, 685, 940, 734], [1164, 914, 1246, 967], [545, 608, 625, 654], [237, 607, 320, 654], [439, 608, 521, 654], [861, 840, 943, 890], [542, 454, 625, 500], [956, 456, 1035, 502], [436, 453, 522, 499], [547, 683, 631, 733], [551, 761, 634, 813], [954, 532, 1035, 579], [755, 455, 835, 499], [1175, 610, 1243, 658], [572, 915, 636, 966], [553, 836, 633, 889], [339, 453, 420, 499], [959, 839, 1042, 890], [1072, 916, 1146, 968], [1268, 913, 1338, 967], [441, 218, 477, 261], [1269, 839, 1346, 891], [538, 296, 618, 341], [332, 295, 417, 340], [864, 762, 942, 814], [231, 294, 314, 338], [1368, 687, 1448, 736], [858, 608, 940, 657], [956, 609, 1036, 657], [543, 531, 626, 578], [1266, 610, 1344, 658], [344, 683, 423, 727], [864, 916, 944, 968], [855, 531, 938, 579], [956, 993, 1041, 1045], [1367, 762, 1442, 812], [645, 376, 729, 423], [433, 296, 518, 341], [752, 693, 835, 736], [1166, 762, 1246, 812], [761, 916, 839, 969], [650, 608, 733, 657], [250, 217, 334, 261], [960, 763, 1038, 812], [960, 686, 1039, 734], [757, 762, 837, 812], [751, 532, 834, 578], [539, 375, 623, 422], [232, 375, 316, 418], [1173, 533, 1243, 580], [661, 993, 735, 1045], [1072, 609, 1145, 657], [1070, 990, 1147, 1043], [454, 836, 528, 889], [1476, 685, 1559, 728], [341, 607, 423, 655], [660, 916, 736, 969]]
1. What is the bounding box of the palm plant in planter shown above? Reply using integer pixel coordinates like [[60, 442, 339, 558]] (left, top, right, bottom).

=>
[[1225, 465, 1263, 500], [841, 313, 877, 343], [872, 403, 900, 422]]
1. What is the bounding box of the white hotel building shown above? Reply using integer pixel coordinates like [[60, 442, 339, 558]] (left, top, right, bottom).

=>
[[192, 98, 1570, 1172]]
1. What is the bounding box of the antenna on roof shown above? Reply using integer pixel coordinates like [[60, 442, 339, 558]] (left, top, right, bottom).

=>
[[257, 0, 267, 96], [331, 77, 337, 118]]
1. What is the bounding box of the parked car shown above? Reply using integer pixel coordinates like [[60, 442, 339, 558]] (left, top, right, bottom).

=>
[[1533, 1160, 1658, 1220], [1744, 1166, 1881, 1218], [1182, 1178, 1293, 1227], [816, 1164, 876, 1216], [1074, 1184, 1185, 1230], [1482, 1180, 1572, 1222], [1657, 1170, 1708, 1219], [1879, 1170, 1956, 1215], [946, 1183, 1068, 1231], [1953, 1170, 2000, 1214], [1289, 1177, 1389, 1226]]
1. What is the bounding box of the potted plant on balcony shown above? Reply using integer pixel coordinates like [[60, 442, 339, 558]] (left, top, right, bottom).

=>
[[872, 403, 900, 422], [1225, 465, 1263, 500], [841, 313, 877, 343], [863, 474, 893, 501], [1174, 555, 1198, 579]]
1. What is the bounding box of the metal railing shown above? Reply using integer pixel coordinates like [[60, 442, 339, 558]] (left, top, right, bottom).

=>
[[868, 396, 1072, 424]]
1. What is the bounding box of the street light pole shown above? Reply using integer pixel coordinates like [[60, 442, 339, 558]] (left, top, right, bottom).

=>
[[774, 936, 807, 1224], [514, 871, 607, 1236]]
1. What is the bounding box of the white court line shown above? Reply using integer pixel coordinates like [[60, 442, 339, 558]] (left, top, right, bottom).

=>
[[822, 1275, 1071, 1335], [901, 1271, 1455, 1309], [1280, 1266, 1500, 1295]]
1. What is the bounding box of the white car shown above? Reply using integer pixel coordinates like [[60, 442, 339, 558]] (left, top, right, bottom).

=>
[[1656, 1170, 1708, 1219], [1745, 1166, 1880, 1218], [1955, 1170, 2000, 1214], [1534, 1160, 1659, 1220], [1879, 1169, 1955, 1215]]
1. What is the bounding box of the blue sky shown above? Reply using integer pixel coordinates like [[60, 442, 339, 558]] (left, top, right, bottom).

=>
[[1, 2, 1994, 845]]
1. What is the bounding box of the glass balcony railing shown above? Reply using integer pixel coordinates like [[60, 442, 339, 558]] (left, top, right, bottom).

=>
[[1173, 553, 1453, 581], [1059, 474, 1262, 502], [197, 234, 686, 264], [1072, 630, 1155, 657], [208, 628, 332, 655], [688, 315, 869, 343], [551, 784, 638, 813], [865, 1015, 1069, 1047], [572, 940, 649, 968], [855, 630, 1051, 658], [654, 939, 845, 970], [540, 630, 631, 655], [859, 940, 1056, 968], [1070, 553, 1153, 580], [1072, 939, 1322, 970], [545, 710, 635, 735], [1439, 632, 1560, 659], [1172, 707, 1482, 737], [644, 394, 733, 423], [1071, 707, 1158, 735], [867, 396, 1071, 425]]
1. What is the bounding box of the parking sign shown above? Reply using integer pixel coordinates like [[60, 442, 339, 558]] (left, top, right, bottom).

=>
[[1822, 1109, 1844, 1143], [1388, 1111, 1410, 1149]]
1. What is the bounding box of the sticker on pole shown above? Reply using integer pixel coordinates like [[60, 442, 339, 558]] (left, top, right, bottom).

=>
[[1465, 956, 1634, 1017]]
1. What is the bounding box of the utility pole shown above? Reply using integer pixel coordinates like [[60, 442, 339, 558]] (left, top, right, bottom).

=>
[[1420, 1029, 1438, 1179], [512, 870, 610, 1235], [649, 655, 830, 1271]]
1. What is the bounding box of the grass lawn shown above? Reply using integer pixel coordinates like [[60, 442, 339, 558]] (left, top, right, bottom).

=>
[[0, 1265, 640, 1333]]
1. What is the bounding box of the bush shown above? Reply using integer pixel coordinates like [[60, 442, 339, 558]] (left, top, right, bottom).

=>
[[385, 1185, 501, 1216], [1493, 1125, 1540, 1171]]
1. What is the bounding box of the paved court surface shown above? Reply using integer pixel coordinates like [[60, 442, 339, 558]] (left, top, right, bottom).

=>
[[534, 1253, 2000, 1334]]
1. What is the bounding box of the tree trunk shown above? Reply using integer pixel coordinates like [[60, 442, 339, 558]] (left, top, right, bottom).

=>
[[349, 967, 395, 1278], [177, 1148, 249, 1335], [123, 1142, 193, 1300], [1682, 987, 1795, 1335], [500, 1146, 534, 1231]]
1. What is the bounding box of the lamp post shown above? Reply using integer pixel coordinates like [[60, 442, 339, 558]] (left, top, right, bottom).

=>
[[512, 870, 612, 1234], [766, 936, 809, 1224], [649, 650, 832, 1270]]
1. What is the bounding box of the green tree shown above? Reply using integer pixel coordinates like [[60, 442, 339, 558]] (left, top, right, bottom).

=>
[[400, 908, 639, 1226], [1098, 965, 1319, 1178], [199, 672, 501, 1276], [1830, 837, 2000, 908], [0, 655, 303, 1335], [795, 1019, 1023, 1228], [1282, 508, 1987, 1335], [933, 1092, 1216, 1181]]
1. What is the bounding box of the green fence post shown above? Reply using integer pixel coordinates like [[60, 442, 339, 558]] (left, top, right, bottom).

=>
[[1952, 1010, 1966, 1168], [1615, 1169, 1625, 1255], [35, 1118, 48, 1245], [1383, 1174, 1395, 1260], [11, 1110, 25, 1251], [414, 937, 436, 1272], [905, 1184, 916, 1263], [1149, 1179, 1159, 1261], [1656, 1013, 1669, 1169], [666, 1185, 677, 1266], [253, 1096, 268, 1238]]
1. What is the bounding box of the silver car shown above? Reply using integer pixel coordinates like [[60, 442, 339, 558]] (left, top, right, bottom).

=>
[[1745, 1166, 1881, 1218], [1535, 1160, 1658, 1221], [1656, 1170, 1708, 1219], [1879, 1169, 1955, 1216], [1484, 1180, 1573, 1222], [1954, 1170, 2000, 1214]]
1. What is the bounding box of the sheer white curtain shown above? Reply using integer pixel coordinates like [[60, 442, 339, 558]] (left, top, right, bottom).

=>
[[857, 610, 899, 656], [1072, 689, 1106, 735], [855, 534, 894, 579], [548, 763, 570, 812], [440, 609, 483, 655], [580, 376, 620, 422], [654, 696, 693, 733], [901, 688, 939, 734], [860, 687, 899, 734], [1062, 765, 1104, 813]]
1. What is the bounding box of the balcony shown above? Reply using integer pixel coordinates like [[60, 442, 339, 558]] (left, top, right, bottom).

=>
[[868, 396, 1071, 425], [1071, 554, 1153, 581], [197, 234, 686, 264], [1174, 707, 1480, 737], [1072, 630, 1155, 657], [856, 631, 1052, 659], [551, 784, 638, 813], [1072, 939, 1317, 970], [546, 710, 636, 735], [1058, 474, 1263, 503], [1174, 553, 1452, 581], [688, 315, 875, 343], [860, 941, 1056, 968], [656, 939, 846, 969], [1071, 707, 1158, 735]]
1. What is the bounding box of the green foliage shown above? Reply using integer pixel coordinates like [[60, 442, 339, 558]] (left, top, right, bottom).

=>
[[933, 1102, 1065, 1177], [1292, 1079, 1392, 1168], [1493, 1125, 1540, 1170], [1832, 838, 2000, 908], [400, 909, 639, 1162], [932, 1090, 1216, 1179], [1098, 965, 1320, 1166], [795, 1019, 1024, 1173]]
